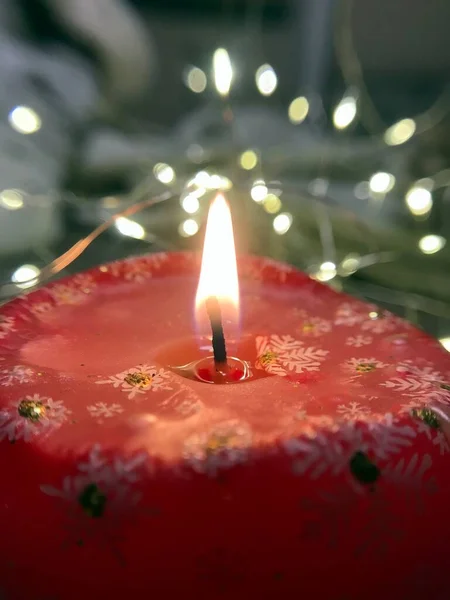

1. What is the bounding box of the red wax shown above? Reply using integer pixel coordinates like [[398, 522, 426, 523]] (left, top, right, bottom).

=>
[[1, 251, 450, 599]]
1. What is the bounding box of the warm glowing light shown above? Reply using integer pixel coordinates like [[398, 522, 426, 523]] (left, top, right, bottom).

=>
[[333, 96, 357, 130], [191, 171, 211, 187], [263, 193, 282, 214], [8, 106, 41, 134], [384, 118, 416, 146], [179, 219, 199, 237], [181, 194, 200, 214], [369, 172, 396, 194], [154, 163, 175, 184], [251, 181, 268, 203], [255, 64, 277, 96], [340, 254, 360, 275], [184, 66, 207, 93], [288, 96, 309, 124], [315, 261, 337, 282], [405, 186, 433, 216], [418, 234, 446, 255], [115, 217, 146, 239], [195, 194, 239, 336], [239, 150, 258, 170], [213, 48, 233, 97], [273, 213, 292, 235], [12, 264, 40, 289], [440, 337, 450, 352], [0, 189, 24, 210]]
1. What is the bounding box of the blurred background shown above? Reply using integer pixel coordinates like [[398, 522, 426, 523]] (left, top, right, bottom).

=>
[[0, 0, 449, 344]]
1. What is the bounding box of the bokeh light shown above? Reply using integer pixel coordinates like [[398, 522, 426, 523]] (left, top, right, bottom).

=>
[[314, 261, 337, 282], [154, 163, 175, 184], [179, 219, 199, 237], [384, 118, 416, 146], [263, 194, 282, 214], [273, 213, 292, 235], [0, 189, 24, 210], [8, 106, 41, 134], [255, 64, 277, 96], [405, 186, 433, 216], [184, 66, 207, 93], [288, 96, 309, 124], [12, 264, 40, 289], [115, 217, 146, 239], [239, 150, 258, 170], [213, 48, 233, 97], [369, 172, 396, 194], [251, 181, 268, 203], [418, 234, 446, 255], [333, 96, 357, 130], [181, 194, 200, 214]]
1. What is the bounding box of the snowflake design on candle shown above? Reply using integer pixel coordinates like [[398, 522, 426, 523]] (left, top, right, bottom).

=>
[[0, 364, 34, 386], [294, 309, 332, 337], [96, 364, 172, 400], [0, 394, 70, 442], [184, 420, 252, 475], [344, 357, 388, 375], [336, 402, 371, 421], [334, 302, 369, 327], [87, 403, 124, 422], [255, 335, 329, 377], [0, 315, 15, 339], [49, 273, 97, 306], [28, 301, 54, 319], [345, 335, 373, 348], [381, 360, 450, 407], [40, 445, 150, 558]]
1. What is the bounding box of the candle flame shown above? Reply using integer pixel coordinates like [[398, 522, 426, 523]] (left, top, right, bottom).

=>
[[195, 194, 239, 341]]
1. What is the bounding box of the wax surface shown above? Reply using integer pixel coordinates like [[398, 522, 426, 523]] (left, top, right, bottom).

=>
[[1, 251, 450, 599]]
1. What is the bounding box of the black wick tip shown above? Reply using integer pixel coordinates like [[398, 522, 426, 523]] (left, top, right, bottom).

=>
[[205, 296, 227, 366]]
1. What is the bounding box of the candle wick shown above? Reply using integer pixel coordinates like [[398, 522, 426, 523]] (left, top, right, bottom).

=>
[[205, 296, 228, 368]]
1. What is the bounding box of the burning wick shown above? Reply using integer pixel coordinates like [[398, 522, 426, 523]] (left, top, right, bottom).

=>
[[205, 296, 228, 368]]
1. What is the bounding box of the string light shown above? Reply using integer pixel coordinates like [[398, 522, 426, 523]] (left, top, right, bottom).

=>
[[308, 178, 329, 197], [0, 189, 24, 210], [368, 172, 396, 194], [181, 194, 200, 214], [288, 96, 309, 124], [179, 219, 199, 237], [213, 48, 233, 97], [384, 118, 416, 146], [239, 150, 258, 170], [332, 95, 357, 130], [12, 264, 40, 289], [418, 234, 446, 255], [184, 66, 207, 93], [314, 261, 337, 282], [440, 337, 450, 352], [262, 194, 282, 214], [153, 163, 175, 184], [255, 64, 277, 96], [115, 217, 145, 239], [405, 186, 433, 216], [8, 106, 41, 134], [273, 213, 292, 235], [251, 181, 268, 203]]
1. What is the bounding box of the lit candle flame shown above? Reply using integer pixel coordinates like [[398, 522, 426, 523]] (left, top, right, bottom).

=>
[[195, 194, 239, 343]]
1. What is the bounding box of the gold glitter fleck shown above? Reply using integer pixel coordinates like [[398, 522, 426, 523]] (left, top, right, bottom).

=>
[[368, 311, 379, 320], [355, 362, 376, 373], [125, 372, 153, 388], [259, 350, 278, 367], [17, 399, 46, 421], [99, 266, 108, 273], [302, 322, 315, 333], [206, 434, 231, 454]]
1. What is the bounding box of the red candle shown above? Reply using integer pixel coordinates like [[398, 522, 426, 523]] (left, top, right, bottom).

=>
[[1, 194, 450, 599]]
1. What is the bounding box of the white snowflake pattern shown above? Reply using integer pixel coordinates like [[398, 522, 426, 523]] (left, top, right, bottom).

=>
[[255, 334, 329, 377], [345, 335, 373, 348], [96, 364, 172, 400], [49, 273, 96, 306], [41, 444, 149, 510], [284, 425, 364, 479], [28, 302, 54, 318], [344, 357, 388, 378], [109, 254, 168, 283], [361, 317, 397, 334], [334, 302, 367, 327], [336, 402, 371, 421], [184, 420, 252, 475], [365, 414, 416, 460], [0, 365, 33, 386], [260, 258, 296, 283], [414, 418, 450, 456], [294, 310, 332, 337], [0, 316, 15, 339], [0, 394, 71, 442], [87, 403, 124, 420], [381, 360, 450, 406]]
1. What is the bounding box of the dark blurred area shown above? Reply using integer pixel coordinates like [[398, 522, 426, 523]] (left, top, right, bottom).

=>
[[0, 0, 450, 346]]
